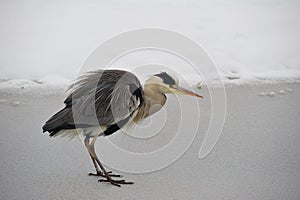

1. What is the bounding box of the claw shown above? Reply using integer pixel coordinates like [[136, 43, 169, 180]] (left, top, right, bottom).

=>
[[88, 171, 104, 177], [98, 178, 134, 187], [107, 171, 122, 177], [89, 171, 122, 177]]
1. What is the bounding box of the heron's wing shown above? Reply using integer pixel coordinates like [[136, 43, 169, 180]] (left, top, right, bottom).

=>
[[65, 70, 143, 126]]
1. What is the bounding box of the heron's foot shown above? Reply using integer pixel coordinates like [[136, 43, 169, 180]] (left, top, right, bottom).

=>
[[98, 176, 134, 187], [89, 171, 121, 178]]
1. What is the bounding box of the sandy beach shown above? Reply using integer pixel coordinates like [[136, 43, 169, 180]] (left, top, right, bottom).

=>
[[0, 83, 299, 200]]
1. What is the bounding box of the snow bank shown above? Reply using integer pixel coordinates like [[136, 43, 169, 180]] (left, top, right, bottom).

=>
[[1, 70, 299, 94], [0, 76, 70, 94], [0, 0, 300, 89]]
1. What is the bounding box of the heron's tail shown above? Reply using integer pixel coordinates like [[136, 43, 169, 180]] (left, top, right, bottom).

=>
[[42, 107, 74, 137]]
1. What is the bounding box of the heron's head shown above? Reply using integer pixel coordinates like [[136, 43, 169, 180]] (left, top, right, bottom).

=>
[[145, 72, 203, 98]]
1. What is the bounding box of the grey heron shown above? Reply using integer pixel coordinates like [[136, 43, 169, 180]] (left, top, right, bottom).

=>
[[42, 69, 203, 187]]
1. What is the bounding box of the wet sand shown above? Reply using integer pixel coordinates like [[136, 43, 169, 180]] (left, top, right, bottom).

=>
[[0, 83, 299, 200]]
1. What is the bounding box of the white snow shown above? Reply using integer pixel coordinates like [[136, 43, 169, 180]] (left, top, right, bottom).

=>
[[37, 75, 71, 87], [259, 90, 278, 97], [278, 89, 287, 95], [258, 88, 295, 97], [0, 79, 40, 90], [259, 92, 267, 96], [11, 101, 20, 107], [0, 0, 300, 88], [0, 78, 69, 94], [286, 87, 293, 92], [268, 91, 276, 97]]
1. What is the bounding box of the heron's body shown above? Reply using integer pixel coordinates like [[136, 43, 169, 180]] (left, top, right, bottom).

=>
[[43, 70, 143, 137], [43, 69, 202, 187]]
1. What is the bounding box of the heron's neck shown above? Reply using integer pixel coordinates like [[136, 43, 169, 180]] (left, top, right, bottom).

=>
[[143, 83, 166, 114], [144, 83, 166, 103], [132, 83, 166, 123]]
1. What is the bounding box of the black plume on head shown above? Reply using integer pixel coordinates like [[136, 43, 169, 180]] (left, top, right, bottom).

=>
[[154, 72, 176, 85]]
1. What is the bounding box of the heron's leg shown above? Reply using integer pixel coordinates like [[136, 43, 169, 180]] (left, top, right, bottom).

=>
[[84, 136, 121, 178], [88, 135, 134, 187], [84, 136, 120, 177], [84, 136, 101, 175]]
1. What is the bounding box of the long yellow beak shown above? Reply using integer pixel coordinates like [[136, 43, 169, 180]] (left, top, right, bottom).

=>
[[172, 85, 203, 98]]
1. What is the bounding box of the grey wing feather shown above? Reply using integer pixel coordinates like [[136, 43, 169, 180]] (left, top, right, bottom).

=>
[[43, 69, 143, 135], [65, 69, 143, 126]]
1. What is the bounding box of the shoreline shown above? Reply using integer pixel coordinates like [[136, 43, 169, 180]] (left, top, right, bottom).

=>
[[0, 78, 299, 97]]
